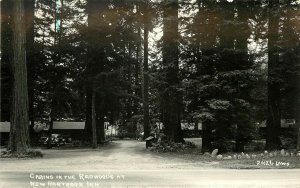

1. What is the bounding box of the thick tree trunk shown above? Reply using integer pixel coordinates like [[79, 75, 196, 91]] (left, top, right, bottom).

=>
[[85, 0, 99, 144], [126, 44, 133, 123], [47, 95, 56, 149], [84, 87, 93, 143], [266, 0, 281, 150], [96, 95, 105, 143], [297, 119, 300, 151], [134, 4, 142, 117], [297, 73, 300, 151], [134, 30, 141, 116], [25, 0, 36, 144], [85, 0, 106, 145], [196, 0, 214, 151], [143, 0, 150, 139], [201, 122, 212, 152], [47, 114, 53, 149], [234, 3, 251, 152], [91, 90, 97, 149], [8, 0, 30, 154], [162, 0, 183, 143], [235, 125, 244, 152]]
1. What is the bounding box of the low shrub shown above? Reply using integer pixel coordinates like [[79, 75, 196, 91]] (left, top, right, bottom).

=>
[[148, 140, 196, 152], [1, 149, 43, 158]]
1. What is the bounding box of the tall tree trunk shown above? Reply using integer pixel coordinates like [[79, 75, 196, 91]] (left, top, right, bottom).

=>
[[47, 94, 56, 149], [8, 0, 30, 154], [162, 0, 183, 143], [134, 4, 142, 116], [85, 0, 106, 144], [297, 119, 300, 151], [266, 0, 281, 150], [25, 0, 36, 144], [91, 89, 97, 148], [47, 0, 63, 149], [234, 2, 251, 152], [126, 44, 133, 122], [85, 0, 98, 145], [195, 0, 214, 151], [47, 110, 54, 149], [96, 95, 105, 143], [84, 87, 93, 143], [201, 122, 212, 153], [143, 0, 150, 139]]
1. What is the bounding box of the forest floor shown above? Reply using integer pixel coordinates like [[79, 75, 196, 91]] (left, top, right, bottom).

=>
[[1, 139, 298, 171], [0, 140, 300, 187]]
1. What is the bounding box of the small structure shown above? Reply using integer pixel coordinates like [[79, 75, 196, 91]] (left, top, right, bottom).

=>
[[0, 122, 10, 145], [52, 121, 85, 140], [1, 122, 48, 145], [257, 119, 297, 137], [258, 119, 296, 128], [154, 121, 202, 138], [181, 121, 202, 138]]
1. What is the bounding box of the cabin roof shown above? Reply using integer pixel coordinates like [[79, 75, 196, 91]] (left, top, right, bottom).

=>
[[0, 122, 86, 132], [53, 122, 85, 130]]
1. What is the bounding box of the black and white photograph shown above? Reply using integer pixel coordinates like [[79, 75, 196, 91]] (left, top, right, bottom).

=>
[[0, 0, 300, 187]]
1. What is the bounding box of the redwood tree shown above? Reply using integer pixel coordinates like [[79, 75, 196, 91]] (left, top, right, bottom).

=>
[[8, 0, 30, 154], [143, 0, 150, 139], [266, 0, 281, 150], [161, 0, 183, 142], [25, 0, 36, 144]]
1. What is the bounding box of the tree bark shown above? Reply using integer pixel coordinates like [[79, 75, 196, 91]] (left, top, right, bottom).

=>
[[85, 0, 106, 144], [143, 0, 150, 139], [234, 2, 251, 152], [297, 119, 300, 151], [134, 4, 142, 116], [25, 0, 36, 144], [8, 0, 30, 154], [266, 0, 281, 150], [91, 90, 97, 149], [162, 0, 183, 143], [84, 87, 93, 143], [96, 95, 105, 143], [201, 121, 212, 152]]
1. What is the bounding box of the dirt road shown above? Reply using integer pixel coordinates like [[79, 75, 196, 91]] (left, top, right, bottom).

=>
[[1, 140, 300, 187], [1, 140, 205, 171]]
